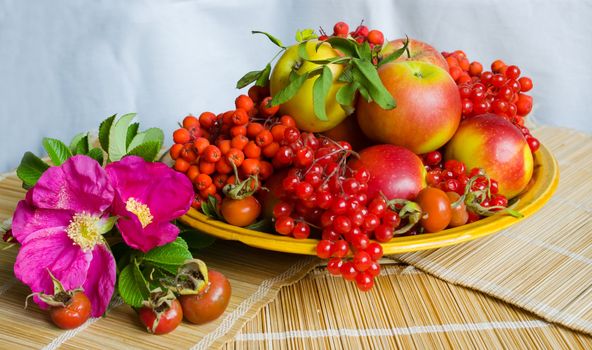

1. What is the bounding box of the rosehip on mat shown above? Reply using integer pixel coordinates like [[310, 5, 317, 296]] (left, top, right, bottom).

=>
[[356, 61, 461, 154], [444, 114, 534, 198], [349, 144, 426, 200]]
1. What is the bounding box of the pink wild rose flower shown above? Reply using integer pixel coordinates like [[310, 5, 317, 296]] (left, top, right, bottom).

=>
[[105, 156, 194, 253], [12, 155, 117, 317]]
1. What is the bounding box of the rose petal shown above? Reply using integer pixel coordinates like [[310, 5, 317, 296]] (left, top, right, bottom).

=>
[[83, 244, 116, 317], [30, 155, 114, 214], [11, 200, 73, 244], [14, 229, 91, 309], [106, 156, 193, 222], [117, 217, 179, 253]]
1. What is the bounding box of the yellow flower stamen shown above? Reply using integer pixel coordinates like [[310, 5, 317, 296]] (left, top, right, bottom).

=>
[[66, 213, 102, 251], [126, 197, 153, 228]]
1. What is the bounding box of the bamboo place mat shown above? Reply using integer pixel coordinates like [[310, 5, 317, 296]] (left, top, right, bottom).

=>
[[225, 265, 592, 349], [394, 126, 592, 335], [0, 125, 591, 349]]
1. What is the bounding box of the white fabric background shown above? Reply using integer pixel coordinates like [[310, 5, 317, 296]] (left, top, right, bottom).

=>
[[1, 0, 591, 170]]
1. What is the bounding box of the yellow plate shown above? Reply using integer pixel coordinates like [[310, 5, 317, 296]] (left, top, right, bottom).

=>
[[180, 143, 559, 255]]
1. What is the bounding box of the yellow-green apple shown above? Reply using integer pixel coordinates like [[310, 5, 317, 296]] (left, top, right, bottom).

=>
[[270, 40, 349, 132], [356, 61, 461, 154], [350, 145, 426, 200], [444, 114, 534, 198], [381, 38, 448, 71], [322, 115, 373, 151]]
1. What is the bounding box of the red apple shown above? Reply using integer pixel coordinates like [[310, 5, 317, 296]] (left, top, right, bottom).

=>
[[381, 38, 448, 71], [444, 114, 534, 198], [350, 145, 426, 200], [356, 61, 462, 154]]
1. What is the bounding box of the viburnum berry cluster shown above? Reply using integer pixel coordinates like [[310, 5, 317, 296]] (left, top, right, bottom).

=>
[[443, 50, 540, 153]]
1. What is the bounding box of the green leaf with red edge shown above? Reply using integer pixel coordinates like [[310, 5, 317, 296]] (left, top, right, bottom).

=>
[[252, 30, 285, 48], [312, 66, 333, 121], [269, 71, 310, 106]]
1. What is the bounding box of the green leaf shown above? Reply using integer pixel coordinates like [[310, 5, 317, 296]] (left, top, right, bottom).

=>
[[108, 113, 136, 162], [201, 195, 222, 220], [336, 82, 360, 107], [126, 123, 140, 148], [295, 28, 317, 42], [244, 219, 273, 233], [127, 128, 164, 151], [69, 132, 86, 154], [142, 237, 193, 275], [118, 261, 150, 308], [255, 63, 272, 87], [358, 41, 372, 60], [87, 148, 104, 165], [312, 66, 333, 121], [337, 66, 354, 83], [72, 134, 89, 155], [126, 141, 161, 162], [325, 37, 357, 57], [252, 30, 285, 48], [357, 84, 371, 101], [42, 138, 72, 166], [236, 70, 263, 89], [352, 58, 396, 109], [98, 114, 116, 152], [270, 72, 310, 106], [16, 152, 50, 188], [379, 38, 409, 67]]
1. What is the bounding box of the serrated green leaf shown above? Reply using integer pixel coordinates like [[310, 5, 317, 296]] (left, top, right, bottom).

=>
[[118, 261, 150, 308], [42, 138, 72, 166], [255, 63, 271, 87], [352, 58, 396, 109], [336, 82, 360, 107], [72, 134, 89, 155], [325, 37, 357, 57], [87, 148, 104, 165], [69, 132, 86, 153], [16, 152, 50, 188], [237, 70, 263, 89], [270, 72, 310, 106], [312, 66, 333, 121], [126, 141, 161, 162], [126, 123, 140, 148], [98, 114, 116, 152], [142, 238, 193, 275], [379, 38, 410, 67], [252, 30, 285, 48], [128, 128, 164, 151], [295, 28, 317, 42], [108, 113, 136, 162]]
